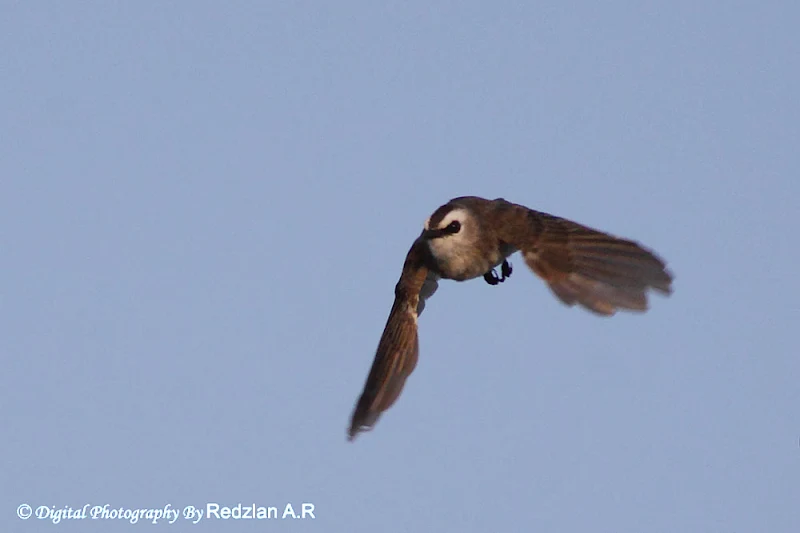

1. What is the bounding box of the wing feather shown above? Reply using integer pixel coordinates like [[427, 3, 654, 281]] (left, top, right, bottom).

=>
[[493, 201, 673, 315], [347, 239, 438, 441]]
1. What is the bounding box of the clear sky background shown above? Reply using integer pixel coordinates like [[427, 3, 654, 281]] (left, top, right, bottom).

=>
[[2, 2, 798, 532]]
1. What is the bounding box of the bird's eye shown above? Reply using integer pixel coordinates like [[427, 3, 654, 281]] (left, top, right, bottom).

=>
[[447, 220, 461, 233]]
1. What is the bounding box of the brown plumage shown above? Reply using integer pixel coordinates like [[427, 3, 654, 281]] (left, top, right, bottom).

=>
[[348, 241, 438, 440], [491, 202, 672, 315], [348, 196, 673, 440]]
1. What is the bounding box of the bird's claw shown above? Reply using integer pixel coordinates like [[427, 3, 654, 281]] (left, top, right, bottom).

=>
[[483, 270, 500, 285], [483, 260, 513, 286], [501, 259, 513, 279]]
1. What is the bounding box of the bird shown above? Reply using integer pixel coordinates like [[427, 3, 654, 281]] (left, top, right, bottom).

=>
[[347, 196, 673, 441]]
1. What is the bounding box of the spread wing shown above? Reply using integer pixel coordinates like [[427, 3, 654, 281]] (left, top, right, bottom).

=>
[[493, 200, 673, 316], [348, 238, 439, 441]]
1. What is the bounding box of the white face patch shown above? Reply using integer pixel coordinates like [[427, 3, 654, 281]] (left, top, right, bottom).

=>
[[434, 208, 469, 231]]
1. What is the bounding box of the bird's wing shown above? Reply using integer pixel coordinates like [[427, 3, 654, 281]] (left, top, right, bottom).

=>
[[348, 238, 439, 441], [493, 201, 673, 316]]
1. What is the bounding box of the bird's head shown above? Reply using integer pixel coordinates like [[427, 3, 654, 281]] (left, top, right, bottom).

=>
[[421, 205, 481, 256]]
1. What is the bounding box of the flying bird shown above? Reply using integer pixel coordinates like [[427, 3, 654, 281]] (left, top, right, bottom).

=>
[[348, 196, 673, 441]]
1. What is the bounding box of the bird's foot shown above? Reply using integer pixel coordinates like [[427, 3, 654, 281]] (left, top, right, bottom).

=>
[[501, 259, 513, 279], [483, 260, 512, 286]]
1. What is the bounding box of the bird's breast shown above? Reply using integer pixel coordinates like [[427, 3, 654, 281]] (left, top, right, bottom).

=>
[[426, 238, 504, 281]]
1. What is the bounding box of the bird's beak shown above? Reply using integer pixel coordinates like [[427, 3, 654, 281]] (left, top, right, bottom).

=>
[[421, 228, 441, 240]]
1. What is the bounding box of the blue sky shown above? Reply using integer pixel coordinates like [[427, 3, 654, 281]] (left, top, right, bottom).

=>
[[2, 2, 798, 531]]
